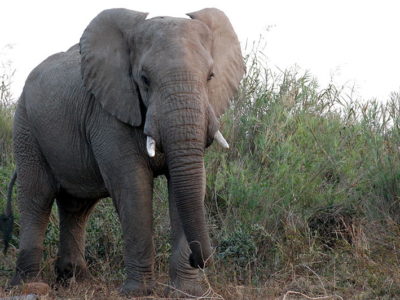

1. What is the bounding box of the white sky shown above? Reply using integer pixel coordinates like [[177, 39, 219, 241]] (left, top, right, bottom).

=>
[[1, 0, 400, 101]]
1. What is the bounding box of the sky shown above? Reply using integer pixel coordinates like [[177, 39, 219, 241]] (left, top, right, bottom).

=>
[[1, 0, 399, 101]]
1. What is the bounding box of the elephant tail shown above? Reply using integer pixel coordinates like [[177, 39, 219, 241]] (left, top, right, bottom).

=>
[[1, 170, 16, 254]]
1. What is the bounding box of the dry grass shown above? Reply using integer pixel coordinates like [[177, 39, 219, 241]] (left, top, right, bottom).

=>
[[1, 212, 400, 298]]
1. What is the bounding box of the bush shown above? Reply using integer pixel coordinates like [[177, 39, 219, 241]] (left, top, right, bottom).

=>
[[204, 49, 400, 294]]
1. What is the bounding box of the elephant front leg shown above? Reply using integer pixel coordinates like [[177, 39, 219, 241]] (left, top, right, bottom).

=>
[[111, 168, 155, 296], [166, 179, 205, 298]]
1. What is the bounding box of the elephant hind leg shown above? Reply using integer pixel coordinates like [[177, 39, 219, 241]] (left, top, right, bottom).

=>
[[55, 194, 98, 282]]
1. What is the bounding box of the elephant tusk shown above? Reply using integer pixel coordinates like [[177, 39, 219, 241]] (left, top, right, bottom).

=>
[[214, 130, 229, 149], [146, 136, 156, 157]]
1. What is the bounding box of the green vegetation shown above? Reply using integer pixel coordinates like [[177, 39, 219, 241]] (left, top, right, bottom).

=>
[[1, 49, 400, 299], [0, 60, 14, 167]]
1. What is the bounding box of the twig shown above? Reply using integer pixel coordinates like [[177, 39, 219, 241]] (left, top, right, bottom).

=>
[[158, 281, 221, 299], [300, 264, 326, 295]]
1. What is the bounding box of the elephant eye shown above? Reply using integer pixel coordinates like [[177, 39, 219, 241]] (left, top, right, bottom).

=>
[[141, 74, 150, 87], [207, 72, 215, 81]]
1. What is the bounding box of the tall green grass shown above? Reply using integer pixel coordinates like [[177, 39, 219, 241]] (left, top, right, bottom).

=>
[[0, 62, 14, 166], [208, 51, 400, 227], [204, 51, 400, 296], [0, 60, 15, 224], [1, 49, 400, 298]]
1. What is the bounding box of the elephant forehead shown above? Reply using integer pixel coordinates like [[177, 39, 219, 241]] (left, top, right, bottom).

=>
[[136, 17, 211, 46]]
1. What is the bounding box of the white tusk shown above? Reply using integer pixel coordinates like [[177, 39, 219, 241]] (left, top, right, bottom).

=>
[[146, 136, 156, 157], [214, 130, 229, 149]]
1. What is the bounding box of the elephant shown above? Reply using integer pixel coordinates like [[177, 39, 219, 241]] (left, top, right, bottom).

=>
[[5, 7, 245, 296]]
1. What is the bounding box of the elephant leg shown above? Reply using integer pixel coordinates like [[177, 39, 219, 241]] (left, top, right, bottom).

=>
[[55, 194, 98, 282], [90, 127, 155, 296], [108, 165, 155, 296], [11, 127, 56, 285], [167, 179, 205, 297]]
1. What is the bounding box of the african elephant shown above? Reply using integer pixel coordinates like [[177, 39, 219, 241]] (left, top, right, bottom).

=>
[[6, 7, 244, 296]]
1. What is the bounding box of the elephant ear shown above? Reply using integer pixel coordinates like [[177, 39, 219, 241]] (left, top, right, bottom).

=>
[[188, 8, 245, 118], [80, 9, 148, 126]]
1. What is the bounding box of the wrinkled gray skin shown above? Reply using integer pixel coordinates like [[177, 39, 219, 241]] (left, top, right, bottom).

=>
[[10, 8, 244, 296]]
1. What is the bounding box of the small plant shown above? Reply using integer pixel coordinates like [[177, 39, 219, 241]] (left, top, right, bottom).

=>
[[218, 226, 257, 267]]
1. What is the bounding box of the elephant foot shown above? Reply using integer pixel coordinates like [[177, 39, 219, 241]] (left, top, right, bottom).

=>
[[10, 248, 43, 287], [55, 259, 90, 283], [119, 279, 154, 296], [165, 278, 207, 298], [9, 270, 41, 287], [9, 273, 23, 287]]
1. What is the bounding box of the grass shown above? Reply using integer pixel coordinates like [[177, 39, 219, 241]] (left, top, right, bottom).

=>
[[0, 64, 14, 167], [1, 48, 400, 299]]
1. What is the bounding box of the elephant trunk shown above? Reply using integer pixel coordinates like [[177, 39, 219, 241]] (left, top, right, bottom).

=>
[[160, 89, 212, 268], [167, 148, 211, 268]]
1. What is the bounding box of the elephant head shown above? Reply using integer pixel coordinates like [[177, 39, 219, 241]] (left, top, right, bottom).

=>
[[79, 8, 245, 268]]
